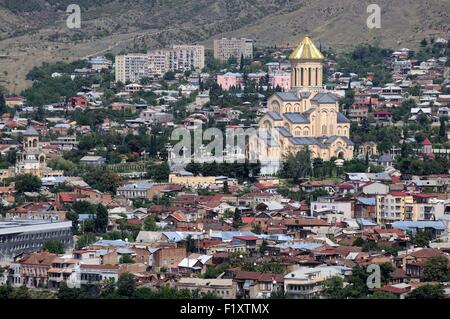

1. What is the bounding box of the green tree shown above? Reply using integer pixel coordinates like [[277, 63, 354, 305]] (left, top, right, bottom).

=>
[[9, 285, 30, 299], [439, 117, 447, 141], [259, 239, 268, 254], [119, 255, 135, 264], [117, 273, 136, 298], [222, 181, 230, 194], [232, 209, 243, 229], [143, 216, 159, 231], [0, 92, 6, 114], [282, 147, 312, 182], [252, 223, 262, 235], [14, 174, 42, 193], [408, 284, 445, 299], [43, 240, 65, 254], [95, 204, 109, 233], [76, 233, 97, 249], [366, 291, 397, 299], [149, 162, 170, 182], [422, 256, 449, 282], [323, 276, 344, 299]]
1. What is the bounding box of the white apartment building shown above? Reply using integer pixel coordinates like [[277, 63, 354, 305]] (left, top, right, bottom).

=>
[[213, 38, 253, 62], [115, 45, 205, 83], [115, 54, 151, 83], [284, 265, 347, 299]]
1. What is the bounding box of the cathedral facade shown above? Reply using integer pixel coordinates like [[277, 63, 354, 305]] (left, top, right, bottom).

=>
[[251, 37, 354, 175], [15, 126, 63, 178]]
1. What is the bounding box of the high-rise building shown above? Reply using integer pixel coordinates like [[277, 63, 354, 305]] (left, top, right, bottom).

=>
[[213, 38, 253, 62], [115, 45, 205, 83], [115, 53, 151, 83]]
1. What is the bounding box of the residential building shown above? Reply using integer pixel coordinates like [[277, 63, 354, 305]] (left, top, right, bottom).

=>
[[176, 277, 236, 299], [115, 45, 205, 83], [213, 38, 253, 62], [0, 220, 73, 263], [284, 265, 346, 299]]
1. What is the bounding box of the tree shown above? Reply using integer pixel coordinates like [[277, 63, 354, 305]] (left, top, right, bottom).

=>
[[185, 235, 196, 253], [43, 240, 65, 254], [422, 256, 449, 282], [0, 92, 6, 115], [99, 173, 123, 193], [408, 284, 445, 299], [76, 233, 97, 249], [9, 285, 30, 299], [252, 223, 262, 235], [119, 255, 135, 264], [323, 276, 344, 299], [366, 291, 397, 299], [259, 239, 268, 254], [14, 174, 42, 193], [117, 273, 136, 298], [143, 216, 159, 231], [149, 162, 170, 182], [222, 181, 230, 194], [232, 209, 243, 229], [439, 117, 447, 141], [409, 230, 433, 247], [282, 147, 312, 182], [163, 71, 175, 81], [95, 204, 108, 233]]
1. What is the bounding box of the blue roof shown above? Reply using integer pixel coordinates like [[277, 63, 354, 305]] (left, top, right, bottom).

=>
[[289, 136, 321, 146], [272, 242, 322, 251], [275, 126, 293, 138], [163, 231, 183, 242], [78, 214, 95, 221], [93, 240, 129, 247], [356, 218, 377, 226], [311, 92, 338, 104], [211, 231, 257, 241], [283, 112, 309, 124], [266, 112, 283, 121], [118, 183, 153, 191], [356, 197, 376, 206], [392, 221, 446, 231], [337, 112, 351, 124], [275, 92, 301, 102]]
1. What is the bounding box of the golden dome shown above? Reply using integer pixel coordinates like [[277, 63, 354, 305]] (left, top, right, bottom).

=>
[[289, 36, 324, 61]]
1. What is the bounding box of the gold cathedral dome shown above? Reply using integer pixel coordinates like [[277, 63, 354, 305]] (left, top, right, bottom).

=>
[[289, 36, 324, 61]]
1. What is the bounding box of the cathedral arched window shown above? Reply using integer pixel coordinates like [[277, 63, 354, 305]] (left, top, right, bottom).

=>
[[303, 129, 309, 136], [321, 125, 327, 135]]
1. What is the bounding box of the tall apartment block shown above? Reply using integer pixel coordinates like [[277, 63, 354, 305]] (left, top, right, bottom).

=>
[[115, 45, 205, 83], [213, 38, 253, 62]]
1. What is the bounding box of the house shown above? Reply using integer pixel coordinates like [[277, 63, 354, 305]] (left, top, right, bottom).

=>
[[177, 253, 213, 274], [175, 278, 236, 299], [68, 96, 88, 108], [19, 252, 57, 288], [373, 110, 393, 125], [398, 248, 447, 279], [116, 183, 154, 200], [79, 156, 106, 166], [233, 270, 284, 299], [284, 265, 347, 299], [151, 246, 186, 272]]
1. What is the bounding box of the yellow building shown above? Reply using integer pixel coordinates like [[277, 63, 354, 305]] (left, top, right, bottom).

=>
[[376, 192, 444, 224], [250, 37, 354, 174]]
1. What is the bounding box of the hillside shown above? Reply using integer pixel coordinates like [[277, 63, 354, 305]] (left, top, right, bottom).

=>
[[0, 0, 448, 93]]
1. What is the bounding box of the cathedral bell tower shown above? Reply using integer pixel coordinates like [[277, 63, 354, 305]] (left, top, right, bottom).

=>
[[289, 36, 324, 89]]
